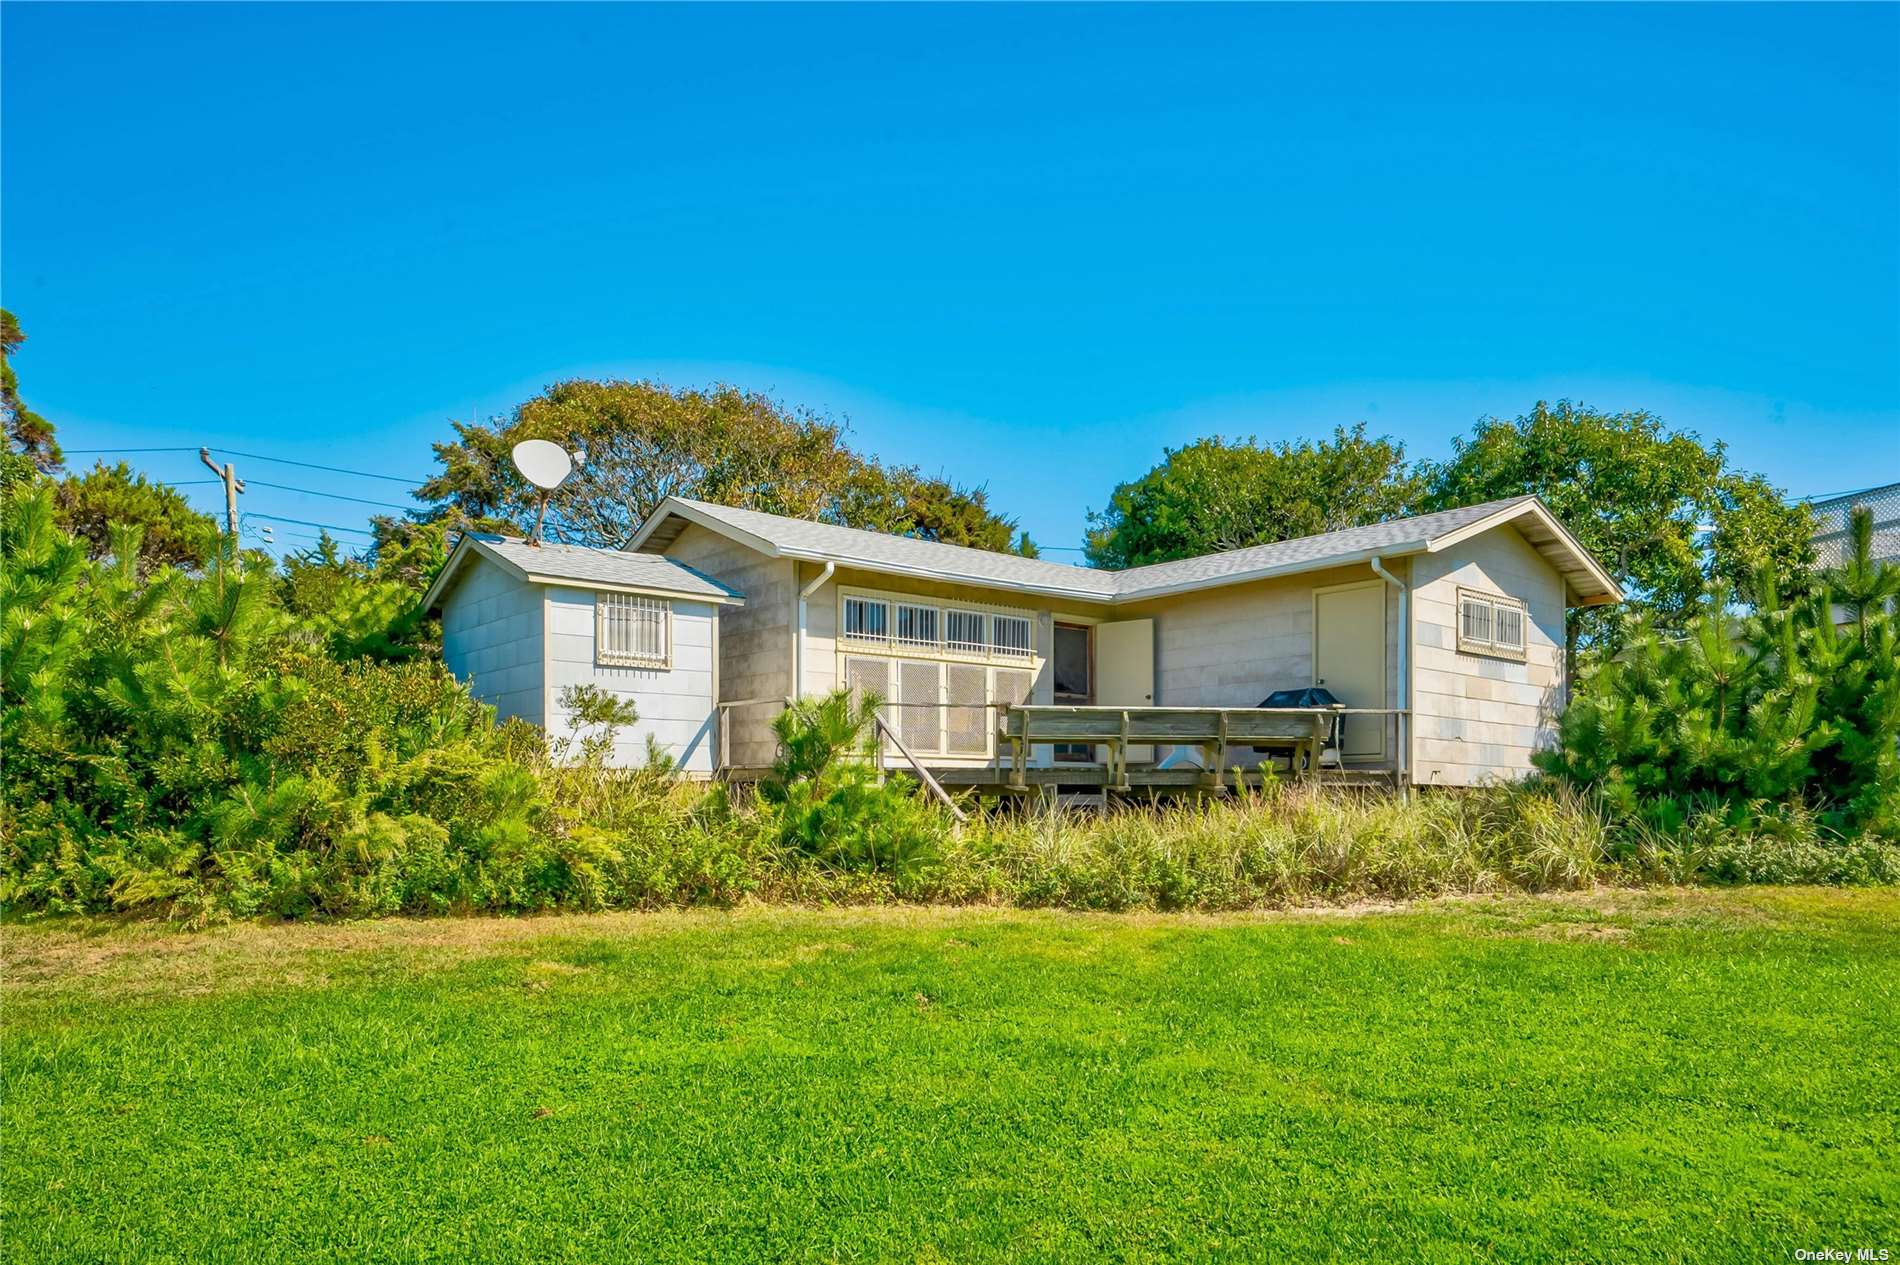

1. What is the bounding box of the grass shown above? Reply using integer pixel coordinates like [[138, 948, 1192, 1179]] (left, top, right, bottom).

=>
[[5, 888, 1898, 1262]]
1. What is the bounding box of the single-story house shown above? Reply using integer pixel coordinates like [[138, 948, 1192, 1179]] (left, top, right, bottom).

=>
[[422, 534, 745, 774], [605, 493, 1622, 787]]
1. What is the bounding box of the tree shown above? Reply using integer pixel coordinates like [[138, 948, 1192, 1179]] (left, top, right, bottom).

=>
[[366, 515, 451, 589], [1084, 424, 1420, 569], [836, 463, 1038, 555], [2, 309, 62, 475], [1417, 401, 1815, 665], [51, 461, 218, 573], [416, 379, 1030, 554], [1538, 507, 1899, 842]]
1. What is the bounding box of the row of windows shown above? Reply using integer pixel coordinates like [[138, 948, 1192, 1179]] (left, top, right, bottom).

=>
[[842, 594, 1034, 660]]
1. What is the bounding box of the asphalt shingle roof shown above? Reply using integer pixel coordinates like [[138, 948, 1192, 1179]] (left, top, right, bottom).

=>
[[467, 535, 742, 601], [647, 495, 1556, 602], [664, 498, 1123, 598], [1107, 498, 1535, 596]]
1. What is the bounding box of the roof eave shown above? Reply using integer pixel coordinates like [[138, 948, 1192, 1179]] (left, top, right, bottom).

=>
[[628, 498, 784, 559], [519, 573, 744, 606], [420, 535, 530, 613], [1424, 497, 1623, 605]]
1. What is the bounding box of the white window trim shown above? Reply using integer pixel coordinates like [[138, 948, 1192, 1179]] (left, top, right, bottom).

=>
[[1455, 587, 1528, 661], [597, 591, 672, 667]]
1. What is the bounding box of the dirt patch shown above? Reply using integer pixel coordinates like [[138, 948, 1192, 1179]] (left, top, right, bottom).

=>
[[8, 888, 1887, 1002]]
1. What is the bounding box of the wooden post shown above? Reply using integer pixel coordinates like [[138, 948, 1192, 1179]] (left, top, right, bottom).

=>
[[1014, 712, 1029, 789], [1116, 710, 1131, 790], [1204, 711, 1228, 788], [875, 716, 966, 823]]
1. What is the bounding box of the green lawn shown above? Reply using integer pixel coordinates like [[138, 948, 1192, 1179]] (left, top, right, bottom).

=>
[[5, 890, 1897, 1263]]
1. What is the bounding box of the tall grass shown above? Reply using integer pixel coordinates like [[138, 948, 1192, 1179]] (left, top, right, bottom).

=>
[[928, 781, 1610, 911]]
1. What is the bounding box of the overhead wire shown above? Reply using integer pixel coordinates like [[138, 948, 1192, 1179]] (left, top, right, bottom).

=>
[[59, 445, 430, 486]]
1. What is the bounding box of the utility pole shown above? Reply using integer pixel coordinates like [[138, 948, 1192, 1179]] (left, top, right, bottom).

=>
[[198, 448, 244, 539]]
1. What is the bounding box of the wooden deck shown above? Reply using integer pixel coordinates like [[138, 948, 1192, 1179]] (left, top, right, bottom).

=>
[[720, 703, 1409, 798], [997, 704, 1348, 791]]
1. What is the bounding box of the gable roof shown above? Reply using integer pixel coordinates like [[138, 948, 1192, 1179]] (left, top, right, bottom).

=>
[[630, 495, 1622, 606], [421, 533, 745, 613], [634, 497, 1125, 600]]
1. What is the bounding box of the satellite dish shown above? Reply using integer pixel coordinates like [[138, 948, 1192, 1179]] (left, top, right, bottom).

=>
[[511, 440, 573, 492], [510, 440, 575, 547]]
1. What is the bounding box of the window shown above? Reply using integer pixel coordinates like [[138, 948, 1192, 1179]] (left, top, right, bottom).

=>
[[895, 603, 938, 649], [991, 614, 1033, 658], [1456, 588, 1527, 659], [843, 596, 890, 645], [945, 609, 987, 654], [597, 593, 669, 666]]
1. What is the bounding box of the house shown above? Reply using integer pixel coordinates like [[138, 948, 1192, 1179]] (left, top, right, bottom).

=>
[[616, 494, 1622, 788], [421, 534, 745, 774]]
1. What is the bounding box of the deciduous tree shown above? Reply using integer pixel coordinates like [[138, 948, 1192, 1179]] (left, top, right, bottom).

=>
[[415, 379, 1031, 554], [1083, 425, 1419, 569], [1418, 401, 1814, 663]]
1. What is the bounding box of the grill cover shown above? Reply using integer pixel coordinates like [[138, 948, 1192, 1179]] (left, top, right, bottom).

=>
[[1254, 686, 1344, 755]]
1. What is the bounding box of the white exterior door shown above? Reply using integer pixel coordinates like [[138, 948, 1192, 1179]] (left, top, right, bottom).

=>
[[1095, 618, 1155, 763], [1314, 582, 1387, 759]]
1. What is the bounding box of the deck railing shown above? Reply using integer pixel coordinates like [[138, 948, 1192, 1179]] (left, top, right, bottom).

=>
[[714, 697, 1408, 791], [999, 705, 1409, 790]]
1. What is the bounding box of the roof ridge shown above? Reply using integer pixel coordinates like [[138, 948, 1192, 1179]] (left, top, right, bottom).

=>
[[1104, 495, 1535, 585], [669, 493, 1539, 585], [669, 496, 1110, 577]]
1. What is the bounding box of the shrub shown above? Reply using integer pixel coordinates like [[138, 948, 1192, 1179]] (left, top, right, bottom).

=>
[[1538, 506, 1900, 840], [5, 475, 1895, 927], [760, 691, 949, 883]]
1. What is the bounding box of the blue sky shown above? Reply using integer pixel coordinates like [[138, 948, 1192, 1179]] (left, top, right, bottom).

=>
[[5, 3, 1896, 557]]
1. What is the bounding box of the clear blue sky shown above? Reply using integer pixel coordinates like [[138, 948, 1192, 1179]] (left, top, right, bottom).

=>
[[5, 3, 1896, 555]]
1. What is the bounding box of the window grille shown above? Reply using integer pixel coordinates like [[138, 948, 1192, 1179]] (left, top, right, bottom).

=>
[[597, 593, 669, 666], [843, 596, 890, 645], [1457, 589, 1527, 658], [991, 614, 1033, 658], [895, 603, 939, 650], [945, 608, 987, 654]]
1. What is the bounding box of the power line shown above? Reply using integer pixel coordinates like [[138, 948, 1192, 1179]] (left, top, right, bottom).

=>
[[211, 448, 430, 486], [243, 479, 417, 511], [61, 445, 431, 486], [241, 511, 375, 537], [63, 446, 201, 455]]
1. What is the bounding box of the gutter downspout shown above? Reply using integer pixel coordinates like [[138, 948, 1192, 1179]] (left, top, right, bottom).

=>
[[793, 561, 835, 702], [1370, 556, 1409, 794]]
